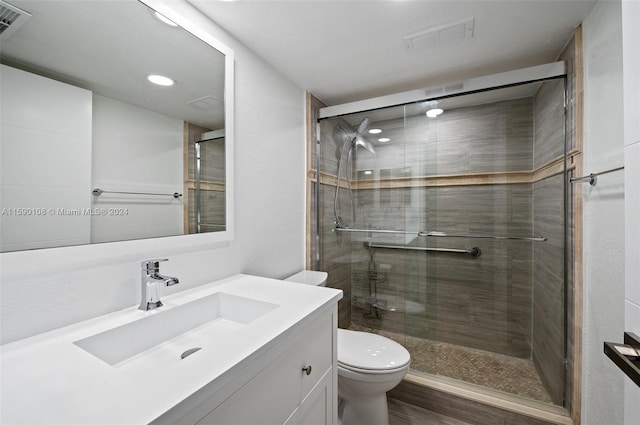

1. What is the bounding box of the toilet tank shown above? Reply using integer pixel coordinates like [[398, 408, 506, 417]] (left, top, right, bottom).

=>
[[284, 270, 328, 287]]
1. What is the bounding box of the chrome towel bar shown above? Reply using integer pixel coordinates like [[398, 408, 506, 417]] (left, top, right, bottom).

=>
[[333, 228, 417, 235], [367, 242, 481, 257], [570, 166, 624, 186], [334, 227, 547, 242], [92, 188, 182, 198], [421, 231, 548, 242]]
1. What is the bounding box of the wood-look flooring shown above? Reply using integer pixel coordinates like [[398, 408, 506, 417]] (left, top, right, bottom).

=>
[[388, 398, 473, 425]]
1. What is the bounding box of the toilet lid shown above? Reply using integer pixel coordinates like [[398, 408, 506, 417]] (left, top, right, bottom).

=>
[[337, 329, 410, 371]]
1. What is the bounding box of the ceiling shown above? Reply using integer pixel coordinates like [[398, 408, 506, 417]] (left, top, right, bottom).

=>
[[1, 0, 226, 129], [190, 0, 597, 107]]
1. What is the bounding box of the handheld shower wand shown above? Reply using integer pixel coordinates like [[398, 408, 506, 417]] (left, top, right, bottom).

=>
[[334, 117, 375, 229]]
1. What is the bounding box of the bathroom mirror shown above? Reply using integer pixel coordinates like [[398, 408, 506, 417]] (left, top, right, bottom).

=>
[[0, 0, 234, 252]]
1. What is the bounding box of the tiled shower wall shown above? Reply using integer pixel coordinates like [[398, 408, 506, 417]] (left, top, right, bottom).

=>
[[348, 98, 537, 359], [532, 78, 567, 405], [351, 184, 535, 359]]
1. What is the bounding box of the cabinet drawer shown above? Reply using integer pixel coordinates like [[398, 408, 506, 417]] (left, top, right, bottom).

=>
[[196, 314, 333, 425]]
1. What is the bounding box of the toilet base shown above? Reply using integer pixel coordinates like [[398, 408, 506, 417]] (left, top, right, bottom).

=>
[[339, 394, 389, 425]]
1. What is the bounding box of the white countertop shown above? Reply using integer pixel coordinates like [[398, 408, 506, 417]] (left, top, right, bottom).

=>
[[0, 274, 342, 424]]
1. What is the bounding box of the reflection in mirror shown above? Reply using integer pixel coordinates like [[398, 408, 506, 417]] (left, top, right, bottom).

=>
[[0, 0, 230, 252], [188, 129, 225, 234]]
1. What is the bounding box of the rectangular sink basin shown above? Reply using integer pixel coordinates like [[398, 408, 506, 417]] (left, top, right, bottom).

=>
[[74, 292, 278, 365]]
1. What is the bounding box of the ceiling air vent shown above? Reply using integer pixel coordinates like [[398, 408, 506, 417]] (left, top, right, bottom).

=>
[[424, 82, 466, 99], [0, 0, 31, 40], [404, 18, 474, 53], [187, 95, 222, 109]]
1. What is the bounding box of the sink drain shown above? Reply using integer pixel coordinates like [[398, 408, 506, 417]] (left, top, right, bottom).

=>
[[180, 347, 202, 359]]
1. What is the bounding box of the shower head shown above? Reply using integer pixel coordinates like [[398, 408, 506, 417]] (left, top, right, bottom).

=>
[[354, 136, 376, 154], [355, 117, 371, 137], [350, 117, 375, 154]]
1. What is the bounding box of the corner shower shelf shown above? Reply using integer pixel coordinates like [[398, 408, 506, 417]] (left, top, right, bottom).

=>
[[352, 295, 388, 311], [604, 332, 640, 387], [352, 270, 387, 286]]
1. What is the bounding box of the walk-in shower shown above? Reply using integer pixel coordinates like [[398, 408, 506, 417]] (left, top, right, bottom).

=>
[[313, 63, 573, 413]]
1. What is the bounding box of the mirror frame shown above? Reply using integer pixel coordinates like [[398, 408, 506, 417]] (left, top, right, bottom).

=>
[[1, 0, 234, 264]]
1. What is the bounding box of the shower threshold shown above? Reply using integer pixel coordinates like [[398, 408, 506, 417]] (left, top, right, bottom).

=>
[[400, 372, 571, 425]]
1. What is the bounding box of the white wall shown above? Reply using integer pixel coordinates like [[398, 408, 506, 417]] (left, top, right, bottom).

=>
[[91, 95, 183, 243], [622, 1, 640, 423], [0, 65, 93, 251], [581, 1, 626, 423], [0, 1, 306, 344]]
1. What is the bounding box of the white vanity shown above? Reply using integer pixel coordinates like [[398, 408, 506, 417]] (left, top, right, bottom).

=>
[[0, 275, 342, 424]]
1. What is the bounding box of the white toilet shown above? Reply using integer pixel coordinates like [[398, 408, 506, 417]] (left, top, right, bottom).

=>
[[285, 271, 411, 425]]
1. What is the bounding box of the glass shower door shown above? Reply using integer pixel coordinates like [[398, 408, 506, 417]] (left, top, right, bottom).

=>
[[402, 79, 567, 406], [189, 135, 225, 233]]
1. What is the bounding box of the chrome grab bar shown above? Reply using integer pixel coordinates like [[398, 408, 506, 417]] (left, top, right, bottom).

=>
[[367, 242, 481, 257], [92, 188, 182, 198], [420, 231, 547, 242]]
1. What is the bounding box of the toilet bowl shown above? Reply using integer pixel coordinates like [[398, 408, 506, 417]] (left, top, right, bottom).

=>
[[285, 271, 411, 425]]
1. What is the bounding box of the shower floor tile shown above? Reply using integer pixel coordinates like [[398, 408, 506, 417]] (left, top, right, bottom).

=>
[[349, 324, 554, 404]]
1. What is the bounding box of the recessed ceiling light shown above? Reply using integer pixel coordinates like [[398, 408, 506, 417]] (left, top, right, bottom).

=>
[[369, 128, 382, 134], [426, 100, 444, 118], [378, 137, 391, 142], [426, 108, 444, 118], [364, 170, 373, 175], [154, 11, 178, 27], [147, 74, 175, 86]]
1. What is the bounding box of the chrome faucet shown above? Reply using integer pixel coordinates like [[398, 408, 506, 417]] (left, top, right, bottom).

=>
[[139, 259, 179, 311]]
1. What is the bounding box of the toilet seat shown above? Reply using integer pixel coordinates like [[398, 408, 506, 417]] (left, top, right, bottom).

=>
[[337, 329, 410, 373], [338, 361, 409, 375]]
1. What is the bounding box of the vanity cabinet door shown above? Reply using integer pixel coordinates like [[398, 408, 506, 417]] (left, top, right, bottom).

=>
[[298, 314, 333, 400], [195, 357, 299, 425], [195, 313, 334, 425]]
